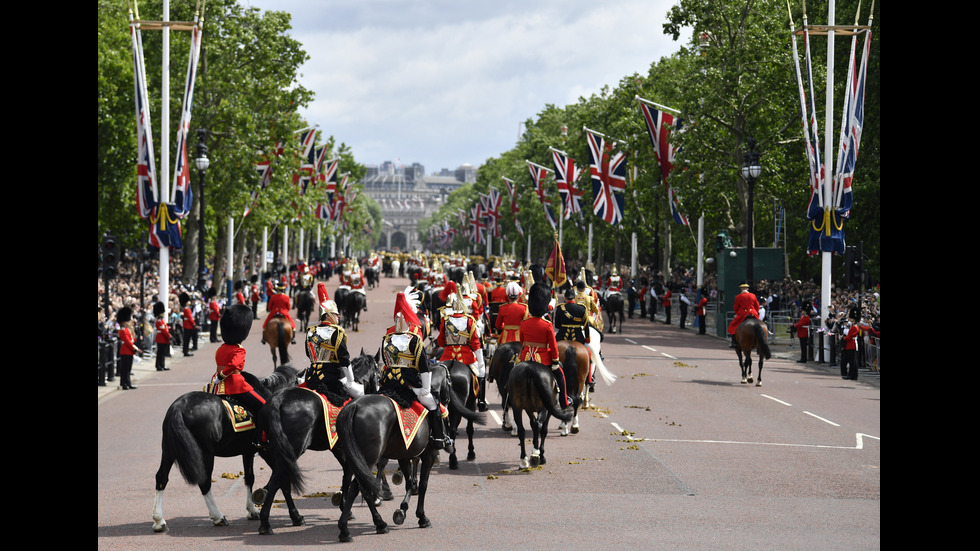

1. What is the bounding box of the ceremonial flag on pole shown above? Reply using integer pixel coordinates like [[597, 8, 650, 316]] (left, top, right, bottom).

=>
[[169, 23, 202, 218], [637, 98, 689, 226], [130, 14, 158, 221], [502, 176, 524, 237], [545, 233, 567, 288], [527, 160, 557, 230], [551, 147, 584, 219], [585, 128, 627, 225], [833, 25, 871, 218]]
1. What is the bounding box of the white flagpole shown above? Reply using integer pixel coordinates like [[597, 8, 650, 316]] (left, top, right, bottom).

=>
[[821, 0, 836, 355], [159, 0, 170, 316], [227, 216, 234, 300], [634, 95, 682, 115]]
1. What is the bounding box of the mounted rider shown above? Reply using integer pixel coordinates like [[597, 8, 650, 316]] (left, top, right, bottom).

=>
[[208, 304, 267, 449], [262, 280, 297, 344], [380, 291, 454, 452], [348, 261, 367, 311], [437, 283, 488, 412], [302, 282, 363, 403], [495, 281, 527, 345], [727, 283, 761, 347], [519, 281, 572, 409], [554, 286, 595, 391], [575, 267, 604, 334], [604, 265, 624, 299]]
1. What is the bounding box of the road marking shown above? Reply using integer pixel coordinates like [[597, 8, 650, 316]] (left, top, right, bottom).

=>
[[761, 394, 792, 406], [661, 353, 677, 359], [610, 422, 640, 441], [804, 411, 840, 427], [642, 345, 658, 353], [651, 432, 879, 450], [488, 410, 502, 426], [625, 338, 638, 344]]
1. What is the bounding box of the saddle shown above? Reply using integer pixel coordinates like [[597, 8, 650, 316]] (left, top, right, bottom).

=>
[[389, 397, 429, 448], [218, 399, 257, 432], [300, 387, 349, 450]]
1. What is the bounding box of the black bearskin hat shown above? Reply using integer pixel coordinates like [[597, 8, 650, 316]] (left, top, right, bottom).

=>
[[564, 287, 576, 301], [250, 274, 259, 283], [234, 280, 243, 291], [153, 302, 166, 317], [115, 306, 133, 324], [179, 291, 191, 307], [220, 304, 253, 345], [528, 281, 551, 318], [207, 287, 217, 299]]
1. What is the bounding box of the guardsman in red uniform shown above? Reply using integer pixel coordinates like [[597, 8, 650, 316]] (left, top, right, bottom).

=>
[[696, 291, 709, 335], [793, 304, 811, 362], [265, 279, 274, 308], [841, 306, 861, 380], [180, 292, 198, 357], [519, 282, 571, 408], [727, 283, 760, 346], [495, 281, 527, 345], [437, 286, 486, 410], [661, 287, 673, 325], [207, 288, 222, 342], [249, 276, 260, 319], [209, 304, 268, 448], [262, 280, 297, 343], [116, 306, 141, 390], [235, 281, 247, 306], [153, 301, 172, 371]]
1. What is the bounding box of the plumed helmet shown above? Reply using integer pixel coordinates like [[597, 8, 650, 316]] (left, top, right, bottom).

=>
[[393, 292, 422, 333], [527, 282, 551, 317], [317, 282, 331, 312], [153, 301, 166, 317], [610, 265, 618, 276], [506, 281, 523, 300], [115, 306, 133, 324], [220, 304, 253, 345], [578, 267, 588, 287]]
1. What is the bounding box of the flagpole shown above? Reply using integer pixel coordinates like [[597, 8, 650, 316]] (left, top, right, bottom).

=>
[[634, 95, 682, 115], [821, 0, 835, 354], [159, 0, 171, 316]]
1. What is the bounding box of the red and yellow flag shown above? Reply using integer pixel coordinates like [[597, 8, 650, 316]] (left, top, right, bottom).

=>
[[545, 233, 567, 288]]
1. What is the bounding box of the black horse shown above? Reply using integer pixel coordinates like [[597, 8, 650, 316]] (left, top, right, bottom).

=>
[[505, 361, 573, 469], [441, 359, 481, 469], [487, 341, 521, 434], [256, 350, 381, 535], [334, 287, 350, 324], [735, 317, 771, 386], [151, 365, 300, 533], [344, 291, 366, 332], [295, 289, 315, 332], [603, 292, 625, 334], [366, 265, 380, 289], [335, 364, 486, 542]]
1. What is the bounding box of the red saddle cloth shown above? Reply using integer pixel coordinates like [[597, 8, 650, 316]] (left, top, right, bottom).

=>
[[299, 387, 350, 450], [390, 398, 429, 449]]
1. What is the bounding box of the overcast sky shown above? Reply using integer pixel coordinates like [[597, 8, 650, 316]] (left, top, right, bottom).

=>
[[244, 0, 683, 174]]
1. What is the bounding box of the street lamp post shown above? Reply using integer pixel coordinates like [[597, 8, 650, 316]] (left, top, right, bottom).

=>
[[195, 128, 210, 293], [740, 137, 761, 287]]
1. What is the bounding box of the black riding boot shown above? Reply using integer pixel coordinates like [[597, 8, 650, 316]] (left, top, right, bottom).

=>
[[552, 363, 571, 409], [477, 376, 488, 412], [428, 410, 454, 453]]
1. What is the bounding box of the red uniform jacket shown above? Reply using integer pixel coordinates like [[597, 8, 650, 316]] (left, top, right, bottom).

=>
[[264, 293, 295, 329], [236, 292, 246, 305], [519, 316, 559, 365], [793, 314, 811, 338], [437, 314, 481, 364], [209, 300, 221, 321], [211, 344, 253, 395], [155, 319, 172, 344], [118, 326, 138, 356], [696, 297, 708, 316], [495, 302, 528, 344], [250, 285, 260, 303], [727, 291, 760, 335], [182, 307, 197, 330], [844, 324, 860, 350], [662, 290, 672, 307]]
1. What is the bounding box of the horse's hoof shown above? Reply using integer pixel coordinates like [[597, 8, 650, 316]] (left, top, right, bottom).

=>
[[392, 471, 403, 485], [213, 516, 229, 527], [339, 533, 352, 543], [747, 377, 754, 383], [467, 450, 476, 461], [291, 513, 305, 527], [520, 457, 529, 469], [571, 426, 580, 434], [418, 517, 432, 528], [530, 456, 540, 468], [247, 511, 260, 520], [741, 378, 747, 384], [252, 488, 268, 504], [258, 523, 273, 535], [380, 489, 394, 501], [502, 423, 512, 432], [756, 381, 762, 387], [332, 491, 344, 506], [376, 522, 390, 534], [152, 522, 168, 533], [393, 509, 406, 525], [449, 456, 459, 470]]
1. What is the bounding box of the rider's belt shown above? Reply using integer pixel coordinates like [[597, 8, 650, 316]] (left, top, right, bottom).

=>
[[560, 322, 583, 328], [504, 325, 520, 330], [524, 341, 547, 348]]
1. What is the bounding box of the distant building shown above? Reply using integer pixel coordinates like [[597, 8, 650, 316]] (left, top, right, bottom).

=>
[[361, 161, 474, 251]]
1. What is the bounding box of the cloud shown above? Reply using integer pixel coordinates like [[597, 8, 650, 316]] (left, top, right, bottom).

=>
[[245, 0, 681, 172]]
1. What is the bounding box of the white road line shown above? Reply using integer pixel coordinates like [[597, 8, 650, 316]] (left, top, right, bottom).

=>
[[625, 338, 638, 344], [642, 345, 658, 353], [761, 394, 792, 407], [804, 411, 840, 427], [651, 432, 878, 450], [661, 353, 677, 359], [488, 410, 502, 426]]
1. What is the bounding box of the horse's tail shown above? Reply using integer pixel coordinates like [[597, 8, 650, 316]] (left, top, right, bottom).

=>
[[336, 400, 382, 500], [588, 329, 617, 386], [529, 364, 572, 423], [754, 322, 772, 359], [265, 391, 306, 494], [446, 368, 487, 426], [162, 400, 209, 486], [277, 321, 290, 364], [563, 346, 581, 398]]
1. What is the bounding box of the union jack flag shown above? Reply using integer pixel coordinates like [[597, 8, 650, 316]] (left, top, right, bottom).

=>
[[169, 24, 202, 219], [502, 177, 524, 237], [638, 101, 689, 226], [469, 205, 486, 244], [586, 129, 627, 225], [834, 27, 871, 219], [527, 161, 557, 230], [486, 188, 502, 236], [551, 148, 584, 219], [131, 18, 158, 220]]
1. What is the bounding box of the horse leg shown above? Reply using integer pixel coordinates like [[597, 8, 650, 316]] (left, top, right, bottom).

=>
[[152, 452, 174, 532], [746, 352, 754, 384], [515, 408, 529, 469], [756, 355, 764, 387], [377, 458, 394, 501], [393, 458, 415, 525], [198, 455, 229, 526], [243, 454, 261, 521], [737, 349, 747, 383], [538, 411, 550, 465], [415, 449, 436, 528], [448, 413, 460, 470], [529, 414, 542, 467], [571, 401, 580, 434], [466, 419, 476, 461]]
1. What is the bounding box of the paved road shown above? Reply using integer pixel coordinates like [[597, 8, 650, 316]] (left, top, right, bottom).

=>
[[98, 275, 879, 550]]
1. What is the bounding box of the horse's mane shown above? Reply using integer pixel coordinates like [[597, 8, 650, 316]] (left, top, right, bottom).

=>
[[249, 365, 300, 400]]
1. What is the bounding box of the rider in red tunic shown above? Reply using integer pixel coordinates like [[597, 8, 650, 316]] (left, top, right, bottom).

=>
[[519, 282, 571, 408], [727, 283, 760, 345], [495, 281, 527, 345], [209, 304, 268, 448], [262, 280, 296, 343], [437, 285, 487, 410]]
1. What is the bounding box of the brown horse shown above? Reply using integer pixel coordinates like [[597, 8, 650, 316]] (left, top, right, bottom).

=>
[[735, 317, 771, 386], [263, 317, 292, 368], [556, 340, 592, 435]]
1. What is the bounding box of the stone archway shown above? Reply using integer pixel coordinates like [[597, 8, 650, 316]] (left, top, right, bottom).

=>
[[391, 231, 407, 251]]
